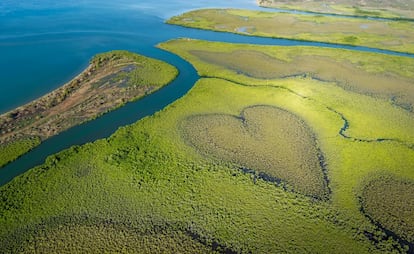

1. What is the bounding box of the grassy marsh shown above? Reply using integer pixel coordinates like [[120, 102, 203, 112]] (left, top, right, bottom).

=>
[[258, 0, 414, 19], [167, 8, 414, 53]]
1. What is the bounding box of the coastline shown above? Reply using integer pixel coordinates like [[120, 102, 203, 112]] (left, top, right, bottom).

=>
[[0, 50, 178, 167]]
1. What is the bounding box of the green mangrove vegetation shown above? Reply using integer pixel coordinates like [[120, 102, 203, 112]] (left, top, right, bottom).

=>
[[167, 8, 414, 53], [0, 76, 402, 253], [1, 35, 413, 252], [257, 0, 414, 19], [187, 48, 414, 112], [360, 174, 414, 244], [5, 216, 214, 253], [180, 105, 329, 199], [159, 39, 414, 140], [158, 38, 414, 252], [0, 136, 40, 168], [1, 3, 414, 253], [0, 50, 178, 168]]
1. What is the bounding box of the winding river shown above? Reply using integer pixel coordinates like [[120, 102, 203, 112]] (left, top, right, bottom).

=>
[[0, 0, 413, 186]]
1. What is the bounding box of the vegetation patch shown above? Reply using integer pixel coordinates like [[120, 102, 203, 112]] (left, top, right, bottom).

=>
[[181, 105, 329, 199], [2, 216, 216, 254], [0, 76, 407, 253], [2, 6, 414, 252], [0, 136, 40, 168], [166, 40, 414, 114], [167, 8, 414, 53], [258, 0, 414, 19], [160, 39, 414, 145], [190, 50, 287, 79], [159, 39, 414, 252], [360, 174, 414, 246], [0, 50, 178, 167], [189, 48, 414, 112]]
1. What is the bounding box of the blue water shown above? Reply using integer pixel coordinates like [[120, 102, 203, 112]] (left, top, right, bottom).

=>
[[0, 0, 262, 113], [0, 0, 262, 184], [0, 0, 413, 185]]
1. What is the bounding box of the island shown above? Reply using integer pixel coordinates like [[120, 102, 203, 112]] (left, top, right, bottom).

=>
[[0, 51, 178, 167]]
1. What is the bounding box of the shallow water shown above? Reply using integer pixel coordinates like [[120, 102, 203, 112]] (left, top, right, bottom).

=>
[[0, 0, 411, 113], [0, 0, 261, 113], [0, 0, 261, 184]]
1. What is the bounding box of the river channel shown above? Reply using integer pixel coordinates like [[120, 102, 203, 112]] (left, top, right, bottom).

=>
[[0, 0, 413, 186]]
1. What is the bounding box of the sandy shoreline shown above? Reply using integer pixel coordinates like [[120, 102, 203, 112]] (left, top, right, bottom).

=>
[[0, 50, 178, 167]]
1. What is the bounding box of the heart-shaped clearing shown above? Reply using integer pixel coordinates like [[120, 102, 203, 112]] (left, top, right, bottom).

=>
[[181, 105, 329, 199]]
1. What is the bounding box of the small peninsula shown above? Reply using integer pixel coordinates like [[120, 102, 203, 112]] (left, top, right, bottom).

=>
[[0, 51, 178, 167]]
